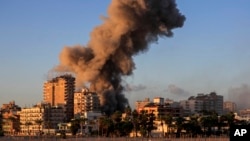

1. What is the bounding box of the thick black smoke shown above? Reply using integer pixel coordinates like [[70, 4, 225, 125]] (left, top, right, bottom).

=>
[[55, 0, 185, 114]]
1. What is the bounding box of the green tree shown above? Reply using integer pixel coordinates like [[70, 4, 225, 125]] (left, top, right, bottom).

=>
[[35, 119, 43, 134], [70, 119, 80, 135], [175, 117, 185, 138], [132, 110, 140, 137], [200, 113, 218, 137], [78, 117, 88, 135], [138, 110, 156, 138], [220, 112, 235, 135], [146, 112, 156, 138], [25, 121, 32, 135], [0, 113, 4, 136], [99, 116, 114, 137], [7, 116, 19, 135], [162, 115, 173, 136], [111, 111, 122, 136], [182, 116, 202, 137]]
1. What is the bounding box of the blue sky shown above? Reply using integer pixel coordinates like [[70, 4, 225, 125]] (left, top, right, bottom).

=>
[[1, 0, 250, 109]]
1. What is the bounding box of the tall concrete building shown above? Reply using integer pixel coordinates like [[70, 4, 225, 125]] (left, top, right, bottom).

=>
[[74, 88, 100, 116], [195, 92, 223, 115], [179, 92, 223, 116], [43, 74, 75, 121], [180, 99, 203, 116]]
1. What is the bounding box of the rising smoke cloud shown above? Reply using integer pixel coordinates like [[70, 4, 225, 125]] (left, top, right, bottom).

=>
[[167, 84, 190, 96], [55, 0, 185, 114], [228, 84, 250, 110]]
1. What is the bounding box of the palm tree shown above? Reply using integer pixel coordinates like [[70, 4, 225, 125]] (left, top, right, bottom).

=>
[[111, 111, 122, 137], [162, 115, 173, 136], [138, 110, 156, 138], [220, 112, 235, 135], [146, 112, 156, 138], [25, 121, 32, 135], [175, 117, 185, 138], [138, 110, 148, 137], [0, 114, 3, 136], [79, 117, 88, 135], [200, 113, 218, 137], [7, 116, 18, 135], [70, 119, 80, 135], [35, 119, 43, 135], [132, 110, 140, 137], [182, 116, 202, 137]]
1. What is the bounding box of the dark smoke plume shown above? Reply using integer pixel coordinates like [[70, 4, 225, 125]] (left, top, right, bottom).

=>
[[55, 0, 185, 114], [167, 84, 190, 96], [228, 84, 250, 110]]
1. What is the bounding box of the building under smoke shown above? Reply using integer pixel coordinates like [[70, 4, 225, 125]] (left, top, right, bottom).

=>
[[43, 74, 75, 121], [55, 0, 185, 115], [74, 88, 101, 116]]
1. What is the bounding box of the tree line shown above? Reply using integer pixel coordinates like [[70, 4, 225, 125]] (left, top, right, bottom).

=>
[[70, 107, 244, 138]]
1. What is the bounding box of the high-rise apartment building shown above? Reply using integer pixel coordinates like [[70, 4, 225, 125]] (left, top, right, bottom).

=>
[[74, 88, 100, 116], [193, 92, 224, 115], [180, 99, 203, 116], [43, 74, 75, 121]]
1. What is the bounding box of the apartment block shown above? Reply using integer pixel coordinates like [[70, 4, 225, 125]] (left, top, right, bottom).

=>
[[180, 99, 203, 116], [135, 98, 150, 111], [0, 101, 21, 135], [136, 97, 182, 118], [43, 74, 75, 121], [74, 88, 100, 116], [18, 104, 45, 135], [18, 103, 65, 135], [185, 92, 224, 115]]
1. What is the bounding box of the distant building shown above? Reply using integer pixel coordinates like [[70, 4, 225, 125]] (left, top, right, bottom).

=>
[[43, 74, 75, 121], [136, 97, 183, 118], [189, 92, 224, 115], [153, 97, 164, 105], [74, 88, 101, 116], [239, 109, 250, 121], [0, 101, 21, 114], [135, 98, 150, 111], [18, 103, 65, 135], [18, 104, 45, 135], [223, 101, 237, 113], [0, 101, 21, 135], [180, 99, 203, 116]]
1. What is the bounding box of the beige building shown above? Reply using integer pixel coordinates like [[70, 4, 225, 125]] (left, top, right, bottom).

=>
[[74, 88, 100, 116], [43, 74, 75, 121], [239, 109, 250, 121], [18, 104, 45, 135], [192, 92, 224, 115], [223, 101, 237, 113], [18, 103, 65, 135], [135, 98, 150, 111]]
